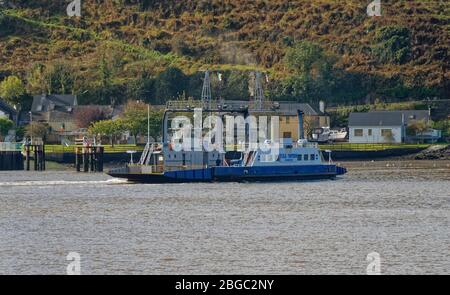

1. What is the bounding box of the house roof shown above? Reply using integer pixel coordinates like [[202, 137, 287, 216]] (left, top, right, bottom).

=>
[[31, 94, 78, 112], [349, 112, 403, 127], [349, 110, 430, 127], [371, 110, 430, 124], [0, 98, 17, 116], [276, 102, 322, 116]]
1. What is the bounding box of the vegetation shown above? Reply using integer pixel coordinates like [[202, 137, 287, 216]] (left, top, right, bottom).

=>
[[0, 117, 14, 140], [88, 119, 125, 147], [121, 101, 164, 141], [74, 106, 108, 129], [25, 121, 49, 140], [0, 75, 25, 106], [0, 1, 447, 107], [406, 119, 430, 137]]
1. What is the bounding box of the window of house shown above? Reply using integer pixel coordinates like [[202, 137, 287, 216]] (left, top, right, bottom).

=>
[[368, 129, 373, 136], [381, 129, 393, 137], [285, 116, 290, 124], [354, 129, 364, 137]]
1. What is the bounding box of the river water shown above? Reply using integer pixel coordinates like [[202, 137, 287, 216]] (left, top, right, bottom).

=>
[[0, 161, 449, 275]]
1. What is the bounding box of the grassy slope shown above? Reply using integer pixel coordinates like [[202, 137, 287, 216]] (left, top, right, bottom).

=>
[[0, 0, 449, 96]]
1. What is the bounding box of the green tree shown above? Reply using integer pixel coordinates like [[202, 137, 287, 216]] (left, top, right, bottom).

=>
[[44, 62, 75, 94], [154, 67, 188, 104], [284, 41, 335, 102], [88, 119, 125, 147], [121, 100, 163, 142], [407, 119, 431, 143], [372, 26, 411, 65], [26, 63, 47, 94], [0, 117, 14, 141], [25, 122, 49, 142], [0, 76, 26, 106], [220, 71, 249, 101]]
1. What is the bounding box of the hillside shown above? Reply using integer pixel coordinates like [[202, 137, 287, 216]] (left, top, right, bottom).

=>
[[0, 0, 449, 106]]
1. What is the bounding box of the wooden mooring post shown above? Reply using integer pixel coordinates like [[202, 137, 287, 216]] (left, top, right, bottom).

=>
[[24, 144, 46, 171], [75, 145, 104, 173]]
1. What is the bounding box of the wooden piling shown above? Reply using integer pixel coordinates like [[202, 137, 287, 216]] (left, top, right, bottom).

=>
[[74, 145, 105, 173], [26, 146, 30, 171]]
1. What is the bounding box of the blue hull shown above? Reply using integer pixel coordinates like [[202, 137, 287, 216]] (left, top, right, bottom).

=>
[[109, 165, 347, 183]]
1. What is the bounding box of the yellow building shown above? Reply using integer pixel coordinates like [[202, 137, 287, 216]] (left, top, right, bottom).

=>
[[249, 102, 330, 140]]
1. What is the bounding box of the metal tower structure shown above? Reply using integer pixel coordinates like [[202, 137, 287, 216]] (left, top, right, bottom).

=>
[[201, 70, 212, 109], [254, 71, 265, 110]]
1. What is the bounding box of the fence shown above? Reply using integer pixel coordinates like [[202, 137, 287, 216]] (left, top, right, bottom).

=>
[[0, 143, 22, 152], [319, 143, 431, 152]]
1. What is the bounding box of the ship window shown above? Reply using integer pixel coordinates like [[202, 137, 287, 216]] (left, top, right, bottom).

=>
[[354, 129, 363, 137], [304, 154, 309, 161], [311, 154, 315, 160], [297, 155, 302, 161]]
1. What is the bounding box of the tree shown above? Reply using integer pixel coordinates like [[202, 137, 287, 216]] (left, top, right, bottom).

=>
[[44, 61, 75, 94], [88, 119, 125, 147], [284, 41, 335, 102], [154, 67, 188, 104], [74, 106, 108, 129], [0, 117, 14, 141], [98, 54, 113, 104], [26, 63, 47, 94], [407, 119, 430, 142], [25, 122, 49, 142], [0, 76, 26, 106], [121, 100, 163, 142], [372, 26, 411, 65]]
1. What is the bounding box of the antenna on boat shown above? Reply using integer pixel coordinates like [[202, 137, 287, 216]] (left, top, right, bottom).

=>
[[201, 70, 212, 110]]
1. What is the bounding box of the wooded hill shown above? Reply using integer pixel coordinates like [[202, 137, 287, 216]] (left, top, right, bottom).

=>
[[0, 0, 448, 106]]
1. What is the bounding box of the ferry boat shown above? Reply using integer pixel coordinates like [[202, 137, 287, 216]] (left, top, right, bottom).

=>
[[107, 100, 347, 183], [108, 138, 347, 183]]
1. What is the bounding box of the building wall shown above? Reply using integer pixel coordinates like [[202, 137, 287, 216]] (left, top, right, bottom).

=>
[[349, 126, 403, 143], [0, 110, 6, 118], [279, 115, 330, 140]]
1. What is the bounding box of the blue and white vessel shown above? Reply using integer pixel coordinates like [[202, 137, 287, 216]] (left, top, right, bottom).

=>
[[108, 100, 347, 183]]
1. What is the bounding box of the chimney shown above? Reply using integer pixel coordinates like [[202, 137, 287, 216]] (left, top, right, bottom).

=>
[[319, 101, 325, 113], [297, 110, 304, 140]]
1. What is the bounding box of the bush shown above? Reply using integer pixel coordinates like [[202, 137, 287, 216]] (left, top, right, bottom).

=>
[[372, 26, 411, 64]]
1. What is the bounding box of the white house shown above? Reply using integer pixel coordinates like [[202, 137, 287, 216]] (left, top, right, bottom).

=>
[[348, 110, 433, 144]]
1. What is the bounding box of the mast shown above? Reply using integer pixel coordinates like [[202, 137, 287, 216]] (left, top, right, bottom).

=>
[[201, 70, 212, 110]]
